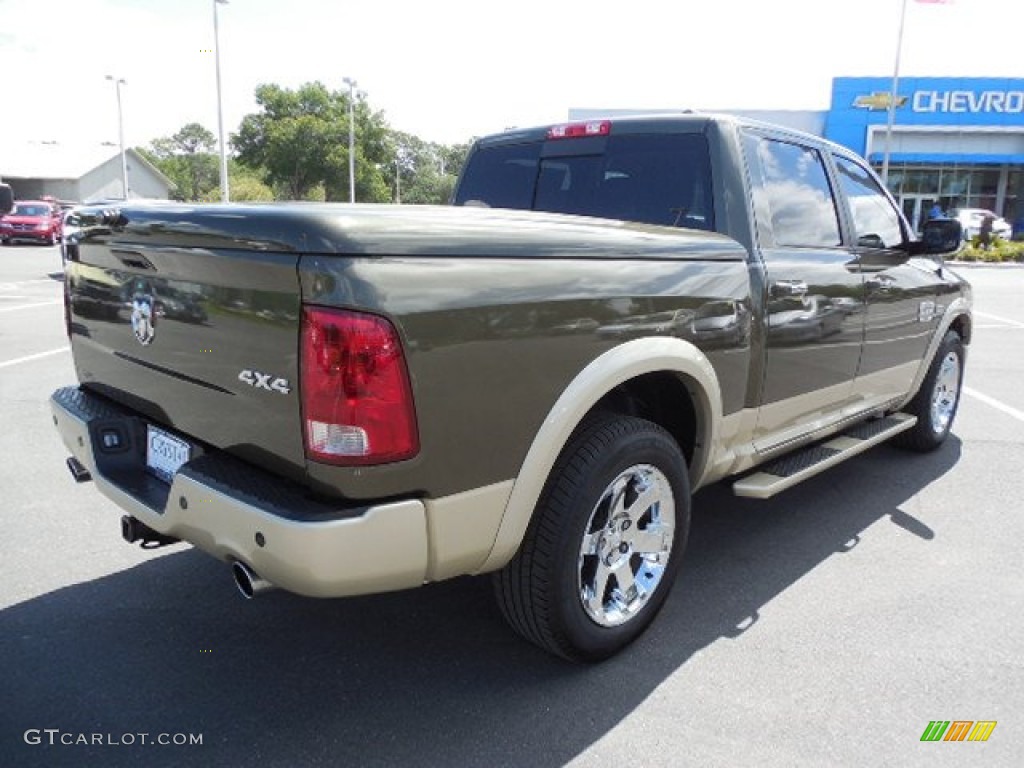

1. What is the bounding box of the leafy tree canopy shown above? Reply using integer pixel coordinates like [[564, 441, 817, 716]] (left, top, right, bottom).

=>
[[387, 131, 471, 205], [143, 122, 221, 202], [215, 160, 273, 203], [232, 81, 395, 202], [147, 85, 473, 205]]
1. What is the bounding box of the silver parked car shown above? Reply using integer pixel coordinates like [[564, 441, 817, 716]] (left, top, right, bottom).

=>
[[952, 208, 1012, 241]]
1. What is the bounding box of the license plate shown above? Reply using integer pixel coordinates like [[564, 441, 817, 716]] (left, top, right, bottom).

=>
[[146, 425, 191, 483]]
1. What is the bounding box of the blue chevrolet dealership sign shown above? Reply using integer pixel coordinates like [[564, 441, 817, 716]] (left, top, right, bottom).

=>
[[825, 77, 1024, 164]]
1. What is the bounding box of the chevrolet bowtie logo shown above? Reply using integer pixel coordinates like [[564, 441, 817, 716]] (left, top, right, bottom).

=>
[[853, 92, 908, 110]]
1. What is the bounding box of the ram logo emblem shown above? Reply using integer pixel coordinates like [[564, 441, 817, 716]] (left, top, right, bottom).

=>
[[238, 369, 291, 394], [131, 295, 156, 346]]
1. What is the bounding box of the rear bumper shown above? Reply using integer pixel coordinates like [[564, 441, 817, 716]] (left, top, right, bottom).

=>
[[50, 386, 429, 597]]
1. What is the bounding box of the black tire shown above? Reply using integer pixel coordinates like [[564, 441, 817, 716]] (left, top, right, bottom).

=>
[[892, 330, 965, 452], [494, 415, 690, 662]]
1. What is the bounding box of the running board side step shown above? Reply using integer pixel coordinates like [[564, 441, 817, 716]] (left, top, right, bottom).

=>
[[732, 414, 917, 499]]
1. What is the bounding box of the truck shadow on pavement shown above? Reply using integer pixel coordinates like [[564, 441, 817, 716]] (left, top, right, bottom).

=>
[[1, 441, 961, 768]]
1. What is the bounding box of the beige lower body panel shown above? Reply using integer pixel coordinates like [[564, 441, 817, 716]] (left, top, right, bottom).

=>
[[165, 475, 429, 598], [704, 363, 925, 485], [424, 481, 513, 581], [52, 392, 451, 598]]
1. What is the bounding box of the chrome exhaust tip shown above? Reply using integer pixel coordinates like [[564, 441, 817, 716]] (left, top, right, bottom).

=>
[[231, 561, 275, 599]]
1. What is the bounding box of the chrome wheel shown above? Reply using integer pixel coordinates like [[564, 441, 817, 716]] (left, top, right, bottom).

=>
[[930, 350, 961, 435], [893, 331, 965, 453], [495, 415, 689, 660], [577, 464, 675, 627]]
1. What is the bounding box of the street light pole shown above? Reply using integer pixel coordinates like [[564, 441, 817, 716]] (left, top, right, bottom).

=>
[[213, 0, 230, 202], [343, 77, 357, 203], [395, 150, 402, 204], [105, 75, 128, 199]]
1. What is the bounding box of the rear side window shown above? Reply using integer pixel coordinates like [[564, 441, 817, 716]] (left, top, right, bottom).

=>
[[454, 133, 714, 231], [746, 135, 841, 248]]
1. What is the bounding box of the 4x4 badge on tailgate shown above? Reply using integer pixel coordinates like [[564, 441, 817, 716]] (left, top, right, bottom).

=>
[[238, 369, 291, 395]]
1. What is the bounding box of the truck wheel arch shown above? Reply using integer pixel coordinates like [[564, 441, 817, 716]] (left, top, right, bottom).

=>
[[478, 337, 723, 573], [899, 299, 972, 411]]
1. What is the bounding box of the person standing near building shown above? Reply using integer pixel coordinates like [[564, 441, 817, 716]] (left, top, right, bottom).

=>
[[979, 212, 996, 249], [928, 202, 944, 220]]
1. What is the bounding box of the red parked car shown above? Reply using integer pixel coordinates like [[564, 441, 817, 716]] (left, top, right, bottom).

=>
[[0, 200, 63, 245]]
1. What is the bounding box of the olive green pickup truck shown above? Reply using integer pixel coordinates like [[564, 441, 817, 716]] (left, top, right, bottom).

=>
[[50, 115, 970, 661]]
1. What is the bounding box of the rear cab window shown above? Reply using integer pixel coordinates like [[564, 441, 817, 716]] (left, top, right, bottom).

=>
[[454, 127, 715, 232]]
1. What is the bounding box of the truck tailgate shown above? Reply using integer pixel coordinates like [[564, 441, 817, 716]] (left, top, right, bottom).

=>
[[66, 232, 304, 481]]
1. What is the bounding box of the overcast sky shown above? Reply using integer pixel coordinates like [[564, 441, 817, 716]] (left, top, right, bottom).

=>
[[2, 0, 1022, 151]]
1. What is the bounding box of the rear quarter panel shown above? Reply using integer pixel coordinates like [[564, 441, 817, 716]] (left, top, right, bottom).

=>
[[300, 252, 752, 501]]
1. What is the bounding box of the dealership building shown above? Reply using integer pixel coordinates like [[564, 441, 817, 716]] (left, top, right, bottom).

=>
[[572, 76, 1024, 233]]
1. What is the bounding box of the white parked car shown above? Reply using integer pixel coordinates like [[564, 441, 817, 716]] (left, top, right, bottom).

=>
[[951, 208, 1012, 242]]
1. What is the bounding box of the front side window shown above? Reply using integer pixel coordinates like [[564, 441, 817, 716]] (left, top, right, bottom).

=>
[[833, 156, 903, 249], [749, 137, 841, 248]]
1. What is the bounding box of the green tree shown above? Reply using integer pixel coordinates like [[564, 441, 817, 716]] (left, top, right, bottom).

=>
[[199, 161, 273, 202], [231, 81, 475, 205], [233, 82, 393, 202], [440, 142, 471, 180], [387, 132, 469, 205], [143, 123, 220, 202]]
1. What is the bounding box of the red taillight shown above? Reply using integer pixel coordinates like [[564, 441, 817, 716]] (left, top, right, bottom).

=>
[[300, 307, 419, 465], [546, 120, 611, 140]]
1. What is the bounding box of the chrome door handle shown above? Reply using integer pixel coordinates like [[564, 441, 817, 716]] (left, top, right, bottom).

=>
[[770, 280, 808, 298]]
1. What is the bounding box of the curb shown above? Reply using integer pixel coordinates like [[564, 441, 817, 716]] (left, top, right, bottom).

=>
[[946, 261, 1024, 268]]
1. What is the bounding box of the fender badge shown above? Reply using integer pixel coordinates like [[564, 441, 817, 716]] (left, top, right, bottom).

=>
[[918, 301, 937, 323]]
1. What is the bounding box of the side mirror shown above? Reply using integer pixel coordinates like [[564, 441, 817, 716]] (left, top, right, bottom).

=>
[[918, 218, 962, 257], [0, 183, 13, 215], [857, 234, 886, 249]]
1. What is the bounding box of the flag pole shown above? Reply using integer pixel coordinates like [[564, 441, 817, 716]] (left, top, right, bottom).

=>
[[881, 0, 909, 188]]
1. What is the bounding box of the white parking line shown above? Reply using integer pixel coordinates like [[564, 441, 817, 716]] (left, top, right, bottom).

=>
[[0, 300, 62, 313], [0, 279, 59, 291], [973, 310, 1024, 329], [963, 386, 1024, 424], [0, 347, 70, 370]]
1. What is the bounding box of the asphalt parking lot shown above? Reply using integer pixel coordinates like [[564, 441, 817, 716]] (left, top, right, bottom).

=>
[[1, 244, 1022, 767]]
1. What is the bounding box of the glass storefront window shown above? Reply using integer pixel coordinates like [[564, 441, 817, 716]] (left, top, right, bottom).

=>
[[974, 169, 1000, 196], [872, 162, 1016, 222], [905, 170, 940, 194], [886, 169, 904, 193], [1007, 171, 1023, 234], [941, 170, 969, 197], [1009, 170, 1023, 196]]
